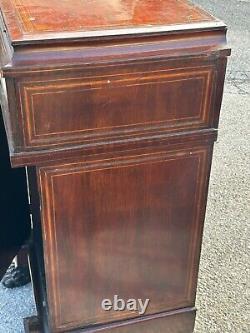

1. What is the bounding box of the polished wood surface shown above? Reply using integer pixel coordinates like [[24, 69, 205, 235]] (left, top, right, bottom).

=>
[[0, 0, 230, 332], [39, 144, 212, 331], [1, 55, 228, 167], [16, 60, 215, 152], [0, 0, 219, 43], [0, 1, 229, 168]]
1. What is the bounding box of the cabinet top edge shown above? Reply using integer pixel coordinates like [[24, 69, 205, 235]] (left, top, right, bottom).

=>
[[8, 21, 227, 47], [0, 0, 226, 46]]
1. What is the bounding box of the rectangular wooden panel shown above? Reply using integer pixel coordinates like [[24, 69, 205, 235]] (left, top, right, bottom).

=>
[[39, 144, 212, 332], [17, 62, 215, 150]]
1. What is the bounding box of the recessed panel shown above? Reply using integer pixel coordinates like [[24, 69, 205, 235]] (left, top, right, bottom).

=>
[[39, 146, 211, 331], [19, 65, 214, 149]]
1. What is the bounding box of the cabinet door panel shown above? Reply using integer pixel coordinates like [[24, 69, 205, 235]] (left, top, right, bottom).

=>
[[39, 145, 212, 332]]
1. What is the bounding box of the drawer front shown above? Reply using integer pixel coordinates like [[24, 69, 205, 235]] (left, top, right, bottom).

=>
[[16, 60, 216, 151], [39, 143, 212, 332]]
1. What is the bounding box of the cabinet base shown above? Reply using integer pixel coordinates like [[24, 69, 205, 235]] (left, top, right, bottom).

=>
[[24, 316, 41, 333], [23, 308, 196, 333]]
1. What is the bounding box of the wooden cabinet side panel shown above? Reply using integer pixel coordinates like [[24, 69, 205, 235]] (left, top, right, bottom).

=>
[[38, 143, 213, 332]]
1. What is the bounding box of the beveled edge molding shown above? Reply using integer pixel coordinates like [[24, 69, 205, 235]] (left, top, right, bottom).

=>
[[14, 22, 226, 44], [23, 307, 196, 333], [10, 129, 218, 168], [18, 65, 215, 150], [4, 32, 230, 76], [38, 145, 209, 331]]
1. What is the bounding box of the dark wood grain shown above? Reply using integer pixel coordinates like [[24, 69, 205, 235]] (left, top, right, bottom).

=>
[[38, 143, 212, 331], [16, 61, 215, 151], [0, 1, 230, 332], [2, 55, 226, 167]]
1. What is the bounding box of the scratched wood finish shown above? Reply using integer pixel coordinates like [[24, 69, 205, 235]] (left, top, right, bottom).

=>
[[0, 1, 230, 332], [0, 0, 217, 42]]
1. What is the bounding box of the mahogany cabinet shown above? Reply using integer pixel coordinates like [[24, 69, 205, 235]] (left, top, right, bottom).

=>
[[0, 1, 230, 332]]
